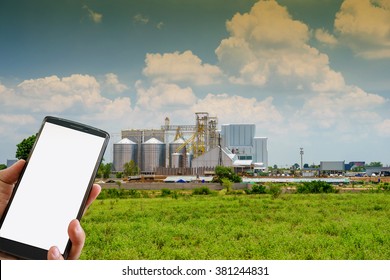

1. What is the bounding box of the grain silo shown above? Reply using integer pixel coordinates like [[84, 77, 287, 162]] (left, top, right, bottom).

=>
[[169, 138, 186, 167], [171, 153, 183, 168], [141, 137, 166, 172], [186, 153, 193, 168], [113, 138, 138, 172]]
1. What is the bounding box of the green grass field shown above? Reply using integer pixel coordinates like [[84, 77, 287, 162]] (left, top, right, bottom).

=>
[[80, 192, 390, 260]]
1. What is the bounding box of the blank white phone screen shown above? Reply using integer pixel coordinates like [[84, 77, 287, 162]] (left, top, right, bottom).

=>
[[0, 122, 105, 253]]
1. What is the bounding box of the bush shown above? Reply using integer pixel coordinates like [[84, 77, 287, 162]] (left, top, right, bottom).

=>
[[172, 191, 179, 199], [193, 186, 212, 195], [221, 178, 233, 193], [296, 181, 335, 194], [160, 188, 172, 197], [378, 182, 390, 192], [98, 188, 145, 199], [268, 185, 282, 199], [98, 188, 125, 199], [128, 189, 142, 198], [229, 190, 245, 195], [249, 184, 267, 194]]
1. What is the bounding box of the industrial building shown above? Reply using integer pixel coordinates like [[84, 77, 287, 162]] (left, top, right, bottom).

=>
[[192, 124, 268, 173], [113, 112, 268, 175], [320, 161, 345, 175], [365, 167, 390, 177]]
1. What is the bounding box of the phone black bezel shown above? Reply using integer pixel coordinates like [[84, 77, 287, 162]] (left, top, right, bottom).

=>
[[0, 116, 109, 259]]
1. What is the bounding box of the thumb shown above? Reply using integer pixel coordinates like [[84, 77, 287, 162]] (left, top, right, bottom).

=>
[[48, 246, 64, 260], [0, 160, 26, 185]]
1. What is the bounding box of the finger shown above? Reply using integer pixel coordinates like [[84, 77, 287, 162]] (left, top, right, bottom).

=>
[[0, 251, 18, 260], [66, 219, 85, 260], [0, 160, 26, 215], [0, 160, 26, 185], [85, 184, 101, 210], [48, 246, 64, 260]]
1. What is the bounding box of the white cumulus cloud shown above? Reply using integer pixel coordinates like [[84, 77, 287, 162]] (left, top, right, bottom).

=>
[[296, 86, 386, 130], [0, 74, 132, 121], [215, 0, 339, 91], [143, 50, 223, 86], [192, 93, 283, 127], [135, 81, 197, 111], [212, 0, 389, 140], [14, 74, 101, 112], [104, 73, 129, 93], [334, 0, 390, 59], [315, 28, 338, 46]]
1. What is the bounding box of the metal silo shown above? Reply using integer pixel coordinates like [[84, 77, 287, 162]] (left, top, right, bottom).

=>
[[187, 153, 193, 168], [171, 153, 183, 168], [113, 138, 138, 172], [141, 137, 166, 172], [169, 138, 185, 167]]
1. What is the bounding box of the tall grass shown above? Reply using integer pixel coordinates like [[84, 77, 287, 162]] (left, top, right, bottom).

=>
[[80, 192, 390, 260]]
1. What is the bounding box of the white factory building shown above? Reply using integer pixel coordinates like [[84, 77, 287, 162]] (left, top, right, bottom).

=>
[[192, 124, 268, 172]]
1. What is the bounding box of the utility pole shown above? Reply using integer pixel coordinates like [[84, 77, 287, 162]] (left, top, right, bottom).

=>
[[218, 134, 223, 166], [300, 147, 304, 176]]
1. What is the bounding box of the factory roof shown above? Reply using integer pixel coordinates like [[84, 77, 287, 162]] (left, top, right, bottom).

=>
[[233, 160, 253, 167]]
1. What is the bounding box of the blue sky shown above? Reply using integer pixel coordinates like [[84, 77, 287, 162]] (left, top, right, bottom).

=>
[[1, 0, 389, 167]]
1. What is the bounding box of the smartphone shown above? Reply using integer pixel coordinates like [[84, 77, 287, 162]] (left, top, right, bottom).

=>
[[0, 116, 109, 259]]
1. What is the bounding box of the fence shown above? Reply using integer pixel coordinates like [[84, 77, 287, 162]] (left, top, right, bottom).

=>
[[155, 166, 215, 176]]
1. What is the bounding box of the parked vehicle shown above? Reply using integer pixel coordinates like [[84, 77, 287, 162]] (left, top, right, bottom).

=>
[[380, 171, 390, 177]]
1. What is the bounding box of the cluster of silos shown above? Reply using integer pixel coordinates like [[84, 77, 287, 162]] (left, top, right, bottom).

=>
[[113, 138, 138, 172], [113, 136, 195, 173]]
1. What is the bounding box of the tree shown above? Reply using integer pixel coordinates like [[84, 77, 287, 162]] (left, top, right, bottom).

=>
[[98, 162, 112, 179], [292, 163, 300, 170], [213, 165, 242, 184], [221, 178, 233, 192], [123, 160, 140, 177], [0, 164, 7, 170], [352, 166, 365, 172], [16, 134, 37, 160], [366, 162, 383, 167]]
